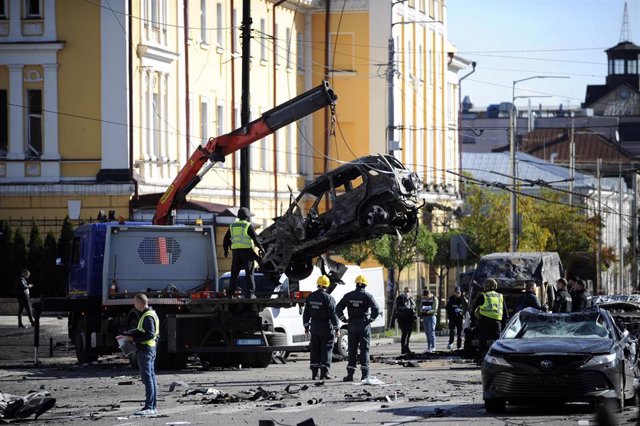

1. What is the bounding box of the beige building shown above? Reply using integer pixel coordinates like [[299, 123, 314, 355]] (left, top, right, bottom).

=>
[[0, 0, 468, 282]]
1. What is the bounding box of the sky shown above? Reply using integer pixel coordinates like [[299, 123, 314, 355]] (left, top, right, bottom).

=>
[[447, 0, 636, 110]]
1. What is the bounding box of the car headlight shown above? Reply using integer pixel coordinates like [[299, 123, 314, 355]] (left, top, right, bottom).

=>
[[484, 354, 512, 368], [583, 353, 617, 368]]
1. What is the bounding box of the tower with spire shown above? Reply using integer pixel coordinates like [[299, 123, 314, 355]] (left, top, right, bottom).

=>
[[583, 1, 640, 115]]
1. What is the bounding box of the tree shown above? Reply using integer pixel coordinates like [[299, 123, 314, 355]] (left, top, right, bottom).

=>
[[333, 240, 373, 266], [26, 223, 45, 297], [0, 221, 13, 297], [372, 225, 436, 327], [43, 231, 58, 297], [458, 185, 510, 255], [12, 229, 27, 296]]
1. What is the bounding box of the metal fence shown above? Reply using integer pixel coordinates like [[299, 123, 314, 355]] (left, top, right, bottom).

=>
[[3, 217, 94, 236]]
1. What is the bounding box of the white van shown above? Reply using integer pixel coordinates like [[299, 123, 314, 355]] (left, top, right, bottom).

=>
[[218, 266, 386, 358]]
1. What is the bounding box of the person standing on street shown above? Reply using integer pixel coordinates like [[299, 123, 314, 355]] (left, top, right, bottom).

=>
[[126, 294, 160, 416], [445, 287, 467, 351], [474, 278, 508, 362], [420, 290, 438, 353], [572, 279, 588, 311], [516, 281, 546, 312], [303, 275, 339, 380], [336, 274, 380, 382], [553, 278, 573, 313], [223, 207, 264, 299], [395, 287, 417, 355], [16, 269, 34, 328]]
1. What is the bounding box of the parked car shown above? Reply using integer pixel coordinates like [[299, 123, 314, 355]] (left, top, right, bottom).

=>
[[259, 154, 422, 280], [482, 307, 639, 413]]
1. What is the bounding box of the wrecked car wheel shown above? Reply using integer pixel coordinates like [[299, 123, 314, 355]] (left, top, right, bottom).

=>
[[360, 204, 389, 227], [397, 210, 418, 234], [285, 258, 314, 281], [484, 398, 506, 414]]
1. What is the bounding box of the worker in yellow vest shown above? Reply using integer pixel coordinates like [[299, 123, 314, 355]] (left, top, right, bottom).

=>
[[223, 207, 264, 299], [473, 278, 508, 362], [126, 293, 160, 416]]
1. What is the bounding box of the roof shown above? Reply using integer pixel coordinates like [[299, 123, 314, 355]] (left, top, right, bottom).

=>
[[606, 41, 640, 52], [462, 152, 623, 192], [521, 128, 636, 164]]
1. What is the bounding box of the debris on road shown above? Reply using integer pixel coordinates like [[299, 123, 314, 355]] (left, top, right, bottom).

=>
[[402, 361, 420, 368], [0, 391, 56, 421], [169, 381, 190, 392], [360, 376, 385, 386], [183, 387, 223, 397], [117, 380, 134, 386]]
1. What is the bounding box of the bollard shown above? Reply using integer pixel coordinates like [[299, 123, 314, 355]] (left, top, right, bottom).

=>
[[33, 310, 40, 365], [49, 337, 53, 358]]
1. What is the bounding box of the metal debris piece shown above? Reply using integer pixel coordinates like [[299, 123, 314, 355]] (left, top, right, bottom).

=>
[[169, 381, 189, 392], [0, 391, 56, 420]]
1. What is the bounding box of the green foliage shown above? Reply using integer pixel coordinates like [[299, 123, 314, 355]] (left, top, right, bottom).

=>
[[43, 232, 59, 297], [334, 240, 373, 266], [372, 224, 435, 278], [57, 216, 74, 265], [0, 221, 14, 297], [26, 223, 45, 296], [459, 185, 600, 266], [12, 229, 27, 293]]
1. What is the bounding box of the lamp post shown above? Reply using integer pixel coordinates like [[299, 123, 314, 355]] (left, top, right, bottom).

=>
[[509, 75, 569, 252]]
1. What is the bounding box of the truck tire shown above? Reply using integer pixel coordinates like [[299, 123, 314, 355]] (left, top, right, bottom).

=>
[[240, 352, 271, 368], [73, 317, 98, 364], [269, 332, 290, 360], [198, 353, 234, 368], [334, 329, 349, 358], [156, 344, 188, 370]]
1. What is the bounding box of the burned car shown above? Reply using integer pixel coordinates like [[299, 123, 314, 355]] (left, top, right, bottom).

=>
[[482, 307, 639, 413], [592, 295, 640, 340], [259, 154, 421, 280]]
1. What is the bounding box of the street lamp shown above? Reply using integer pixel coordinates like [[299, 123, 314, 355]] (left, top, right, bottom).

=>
[[509, 75, 569, 252]]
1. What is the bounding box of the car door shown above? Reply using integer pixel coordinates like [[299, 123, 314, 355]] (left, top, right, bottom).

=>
[[330, 166, 367, 226]]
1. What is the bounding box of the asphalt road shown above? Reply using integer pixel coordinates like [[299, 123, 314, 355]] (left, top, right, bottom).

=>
[[0, 316, 638, 425]]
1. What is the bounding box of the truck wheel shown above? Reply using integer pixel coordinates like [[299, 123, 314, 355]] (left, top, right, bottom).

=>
[[484, 398, 506, 414], [334, 329, 349, 358], [198, 353, 235, 368], [73, 317, 98, 364], [239, 352, 271, 368], [269, 332, 289, 360]]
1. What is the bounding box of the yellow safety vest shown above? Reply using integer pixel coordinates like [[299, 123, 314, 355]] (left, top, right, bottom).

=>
[[137, 309, 160, 347], [230, 220, 253, 249], [478, 291, 504, 321]]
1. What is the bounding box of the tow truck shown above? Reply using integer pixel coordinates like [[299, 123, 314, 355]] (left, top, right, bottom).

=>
[[34, 82, 338, 369]]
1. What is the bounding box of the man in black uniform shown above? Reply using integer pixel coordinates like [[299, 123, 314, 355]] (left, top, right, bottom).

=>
[[395, 287, 416, 355], [553, 278, 572, 313], [16, 269, 34, 328], [445, 286, 467, 350], [303, 275, 339, 380], [336, 274, 380, 382], [516, 281, 546, 312], [223, 207, 264, 299], [572, 279, 588, 311]]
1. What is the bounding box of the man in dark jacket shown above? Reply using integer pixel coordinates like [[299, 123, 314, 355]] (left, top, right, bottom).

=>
[[126, 294, 159, 416], [445, 287, 468, 350], [16, 269, 34, 328], [336, 274, 380, 382], [572, 279, 588, 311], [303, 275, 339, 380], [223, 207, 264, 299], [395, 287, 416, 355], [516, 281, 546, 312], [553, 278, 573, 313]]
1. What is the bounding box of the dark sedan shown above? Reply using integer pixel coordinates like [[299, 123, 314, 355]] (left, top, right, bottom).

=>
[[482, 307, 639, 413]]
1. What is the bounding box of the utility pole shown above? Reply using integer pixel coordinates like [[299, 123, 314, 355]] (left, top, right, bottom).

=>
[[240, 0, 252, 209], [596, 158, 602, 295], [619, 162, 624, 294], [633, 170, 638, 291], [569, 118, 575, 206], [509, 101, 517, 252]]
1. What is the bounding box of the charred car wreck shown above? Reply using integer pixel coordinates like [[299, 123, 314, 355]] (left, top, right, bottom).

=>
[[259, 154, 422, 281]]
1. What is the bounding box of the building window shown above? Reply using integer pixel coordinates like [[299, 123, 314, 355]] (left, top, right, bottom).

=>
[[150, 0, 159, 28], [0, 0, 7, 19], [628, 59, 638, 74], [26, 89, 42, 157], [417, 45, 423, 81], [232, 9, 239, 54], [407, 40, 412, 77], [614, 59, 625, 74], [286, 124, 293, 173], [25, 0, 41, 19], [286, 28, 292, 69], [260, 19, 266, 61], [0, 90, 7, 155], [216, 2, 223, 48], [200, 98, 209, 145], [419, 0, 426, 12], [200, 0, 207, 44], [297, 32, 304, 70]]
